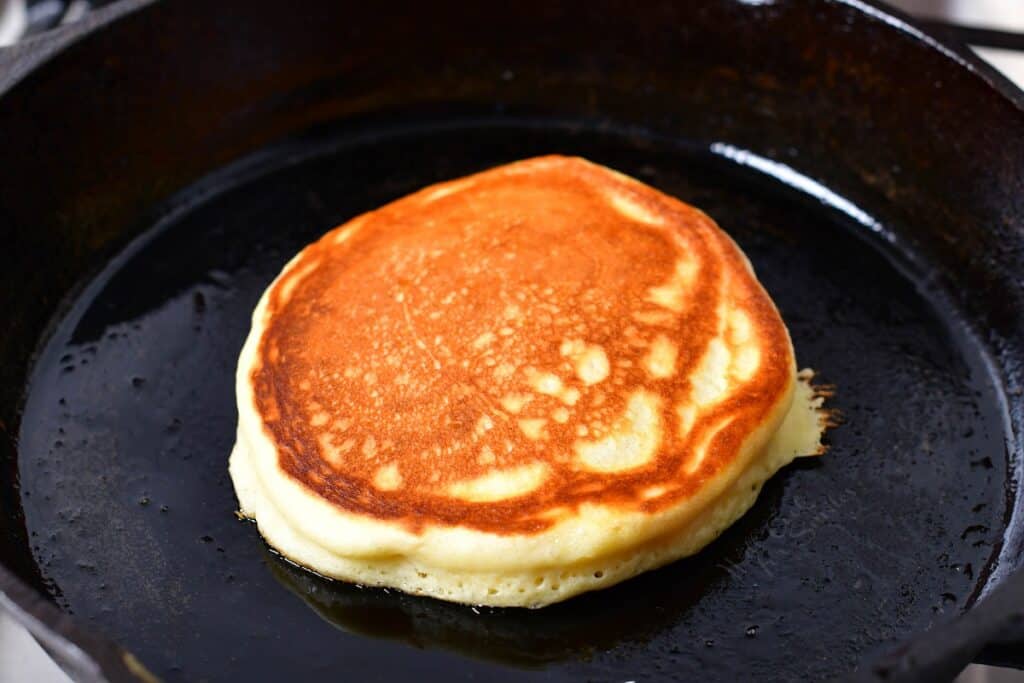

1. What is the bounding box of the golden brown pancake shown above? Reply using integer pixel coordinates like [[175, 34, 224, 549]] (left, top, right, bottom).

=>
[[230, 155, 827, 607]]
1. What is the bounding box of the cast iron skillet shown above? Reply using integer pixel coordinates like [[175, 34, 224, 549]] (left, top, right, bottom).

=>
[[1, 1, 1023, 681]]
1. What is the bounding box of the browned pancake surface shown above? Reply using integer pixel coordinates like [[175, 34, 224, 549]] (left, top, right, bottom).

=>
[[251, 156, 792, 534]]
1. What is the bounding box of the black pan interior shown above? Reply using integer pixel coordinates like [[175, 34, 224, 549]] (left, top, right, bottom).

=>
[[12, 116, 1016, 681], [1, 1, 1023, 681]]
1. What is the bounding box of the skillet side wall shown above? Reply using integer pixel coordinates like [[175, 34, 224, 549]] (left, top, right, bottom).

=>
[[0, 0, 1020, 661]]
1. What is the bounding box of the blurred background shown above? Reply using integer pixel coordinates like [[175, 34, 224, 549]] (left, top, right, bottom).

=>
[[0, 1, 1021, 681]]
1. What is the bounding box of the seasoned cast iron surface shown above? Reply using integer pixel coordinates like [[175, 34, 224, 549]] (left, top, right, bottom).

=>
[[16, 121, 1012, 681]]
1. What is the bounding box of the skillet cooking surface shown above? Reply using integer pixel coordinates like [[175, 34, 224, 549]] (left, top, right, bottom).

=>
[[14, 118, 1013, 681]]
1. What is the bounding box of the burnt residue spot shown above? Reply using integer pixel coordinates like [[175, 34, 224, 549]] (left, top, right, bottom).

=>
[[960, 525, 989, 541], [969, 456, 993, 469], [193, 291, 206, 314]]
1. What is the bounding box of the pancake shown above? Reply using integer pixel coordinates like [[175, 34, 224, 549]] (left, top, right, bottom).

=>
[[230, 155, 829, 608]]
